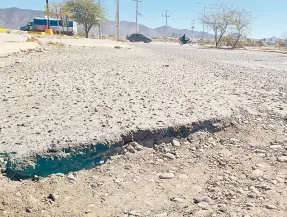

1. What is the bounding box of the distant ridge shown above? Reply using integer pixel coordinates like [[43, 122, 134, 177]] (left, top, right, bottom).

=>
[[0, 7, 209, 38]]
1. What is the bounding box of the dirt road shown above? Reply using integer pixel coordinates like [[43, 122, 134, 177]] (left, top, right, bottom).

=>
[[0, 43, 286, 216]]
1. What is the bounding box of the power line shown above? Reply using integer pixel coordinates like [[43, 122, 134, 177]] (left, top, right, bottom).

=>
[[139, 13, 154, 26], [133, 0, 142, 33], [162, 10, 170, 41]]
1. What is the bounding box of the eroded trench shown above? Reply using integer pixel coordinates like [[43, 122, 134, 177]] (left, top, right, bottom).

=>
[[5, 118, 229, 180]]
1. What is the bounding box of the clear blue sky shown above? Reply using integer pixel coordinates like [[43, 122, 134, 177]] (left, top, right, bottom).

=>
[[1, 0, 287, 38]]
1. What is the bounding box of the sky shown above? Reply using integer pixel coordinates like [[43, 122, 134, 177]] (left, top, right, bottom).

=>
[[1, 0, 287, 38]]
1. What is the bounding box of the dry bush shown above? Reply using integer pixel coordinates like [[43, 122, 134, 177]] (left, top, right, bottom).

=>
[[26, 37, 41, 44], [117, 37, 127, 42], [46, 41, 66, 47]]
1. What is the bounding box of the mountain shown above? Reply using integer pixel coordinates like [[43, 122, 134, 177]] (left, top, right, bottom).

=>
[[0, 7, 44, 30], [84, 21, 209, 39], [0, 7, 208, 38]]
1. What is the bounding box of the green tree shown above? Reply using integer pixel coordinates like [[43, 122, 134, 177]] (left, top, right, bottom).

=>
[[66, 0, 106, 38]]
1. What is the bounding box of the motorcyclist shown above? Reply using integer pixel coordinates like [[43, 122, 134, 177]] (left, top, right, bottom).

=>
[[181, 34, 189, 44]]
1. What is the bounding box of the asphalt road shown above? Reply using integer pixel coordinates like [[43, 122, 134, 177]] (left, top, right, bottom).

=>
[[0, 42, 286, 161]]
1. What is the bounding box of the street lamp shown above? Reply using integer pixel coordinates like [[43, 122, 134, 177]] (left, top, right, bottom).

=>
[[197, 2, 216, 40]]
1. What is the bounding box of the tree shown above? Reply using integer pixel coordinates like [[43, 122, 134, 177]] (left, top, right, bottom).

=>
[[66, 0, 106, 38], [229, 9, 252, 49], [202, 2, 236, 47], [277, 39, 286, 49]]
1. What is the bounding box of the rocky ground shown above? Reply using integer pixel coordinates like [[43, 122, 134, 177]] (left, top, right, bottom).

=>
[[0, 43, 286, 216], [0, 114, 286, 217]]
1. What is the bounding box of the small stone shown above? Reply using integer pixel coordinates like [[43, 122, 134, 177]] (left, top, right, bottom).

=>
[[26, 208, 32, 213], [251, 169, 263, 179], [155, 212, 168, 217], [256, 149, 266, 153], [230, 176, 237, 181], [276, 177, 284, 183], [236, 188, 245, 194], [172, 140, 181, 147], [197, 202, 210, 210], [277, 156, 287, 163], [126, 145, 136, 153], [128, 210, 142, 216], [164, 153, 176, 160], [249, 186, 260, 194], [178, 174, 188, 180], [114, 178, 124, 184], [246, 203, 255, 208], [255, 184, 271, 190], [15, 198, 22, 203], [265, 204, 277, 209], [48, 193, 59, 202], [271, 180, 278, 185], [217, 176, 224, 181], [191, 147, 197, 151], [183, 141, 191, 146], [67, 174, 77, 181], [15, 192, 22, 197], [170, 197, 185, 203], [131, 142, 143, 151], [159, 173, 175, 179], [258, 153, 266, 157], [194, 196, 213, 204], [230, 138, 240, 143], [270, 145, 282, 149], [87, 204, 96, 208], [163, 147, 171, 153]]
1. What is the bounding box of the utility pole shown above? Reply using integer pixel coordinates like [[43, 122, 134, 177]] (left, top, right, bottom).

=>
[[162, 10, 170, 41], [191, 20, 195, 39], [116, 0, 120, 41], [133, 0, 142, 33], [46, 0, 50, 29], [203, 7, 205, 39], [98, 0, 101, 39], [197, 2, 217, 40]]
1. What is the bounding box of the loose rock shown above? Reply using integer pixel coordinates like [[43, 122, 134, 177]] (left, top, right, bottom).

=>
[[277, 156, 287, 163], [164, 153, 176, 160], [194, 196, 213, 204], [67, 174, 77, 182], [48, 193, 59, 202], [159, 173, 175, 179], [155, 212, 168, 217], [265, 204, 277, 210], [172, 140, 181, 147]]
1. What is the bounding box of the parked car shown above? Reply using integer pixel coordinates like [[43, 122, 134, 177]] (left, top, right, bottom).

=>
[[126, 33, 152, 43]]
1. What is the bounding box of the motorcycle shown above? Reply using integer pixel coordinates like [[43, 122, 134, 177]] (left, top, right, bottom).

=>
[[179, 37, 193, 46]]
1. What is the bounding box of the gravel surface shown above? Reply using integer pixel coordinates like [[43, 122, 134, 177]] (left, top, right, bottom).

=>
[[0, 115, 286, 216], [0, 45, 286, 157]]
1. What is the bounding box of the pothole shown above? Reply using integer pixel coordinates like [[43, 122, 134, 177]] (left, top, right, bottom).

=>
[[4, 118, 229, 180]]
